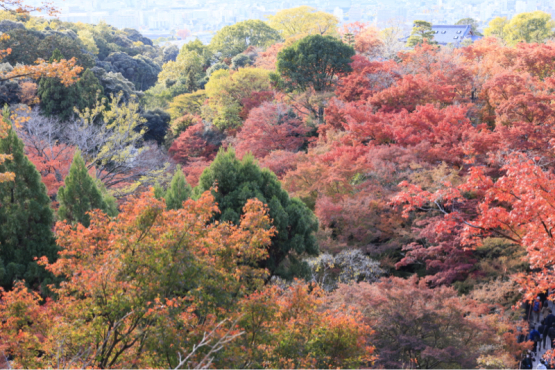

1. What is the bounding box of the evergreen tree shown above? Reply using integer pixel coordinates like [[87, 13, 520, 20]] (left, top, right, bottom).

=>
[[0, 108, 57, 291], [38, 49, 103, 121], [97, 179, 118, 218], [276, 34, 355, 93], [153, 181, 165, 200], [57, 149, 115, 227], [164, 165, 192, 210], [194, 148, 319, 279], [77, 68, 104, 111], [406, 20, 436, 47]]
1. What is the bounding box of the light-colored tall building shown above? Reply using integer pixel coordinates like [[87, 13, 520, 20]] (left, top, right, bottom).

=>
[[333, 7, 344, 22]]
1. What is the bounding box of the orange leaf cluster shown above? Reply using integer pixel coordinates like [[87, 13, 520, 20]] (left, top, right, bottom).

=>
[[1, 190, 276, 368]]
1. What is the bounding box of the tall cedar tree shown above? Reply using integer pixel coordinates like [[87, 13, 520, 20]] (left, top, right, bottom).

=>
[[164, 165, 192, 210], [57, 149, 115, 227], [38, 49, 103, 122], [0, 108, 57, 292], [194, 148, 319, 279]]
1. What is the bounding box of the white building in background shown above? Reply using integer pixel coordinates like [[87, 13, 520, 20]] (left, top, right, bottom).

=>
[[107, 10, 140, 29], [59, 12, 90, 23], [525, 0, 537, 12], [89, 12, 110, 24], [146, 9, 185, 30], [348, 6, 363, 22], [376, 8, 407, 28], [333, 7, 344, 22], [182, 9, 211, 22], [515, 0, 527, 13], [479, 2, 495, 21]]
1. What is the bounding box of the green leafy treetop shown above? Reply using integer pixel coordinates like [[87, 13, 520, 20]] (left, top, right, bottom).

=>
[[194, 148, 319, 279], [153, 181, 165, 200], [209, 19, 281, 60], [455, 18, 483, 36], [275, 34, 355, 93], [38, 49, 104, 121], [164, 165, 192, 210], [50, 48, 64, 63], [0, 107, 57, 292], [406, 20, 436, 47], [57, 149, 117, 227]]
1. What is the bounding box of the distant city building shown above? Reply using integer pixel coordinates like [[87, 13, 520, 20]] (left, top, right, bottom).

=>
[[347, 6, 363, 22], [515, 0, 527, 13], [41, 0, 552, 45], [333, 7, 344, 22], [376, 8, 407, 27], [59, 12, 90, 23]]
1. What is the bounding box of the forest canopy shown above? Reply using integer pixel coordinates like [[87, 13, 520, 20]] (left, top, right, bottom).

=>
[[0, 2, 553, 368]]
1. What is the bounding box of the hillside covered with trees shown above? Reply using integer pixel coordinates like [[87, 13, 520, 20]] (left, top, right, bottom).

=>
[[2, 0, 555, 368]]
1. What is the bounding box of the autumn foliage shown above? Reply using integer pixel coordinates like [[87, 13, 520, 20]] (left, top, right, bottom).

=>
[[2, 190, 273, 368], [280, 38, 555, 298], [0, 190, 372, 368], [5, 4, 555, 367], [235, 102, 309, 159], [329, 277, 528, 368]]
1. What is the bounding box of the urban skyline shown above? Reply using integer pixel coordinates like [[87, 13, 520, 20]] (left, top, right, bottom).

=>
[[22, 0, 555, 43]]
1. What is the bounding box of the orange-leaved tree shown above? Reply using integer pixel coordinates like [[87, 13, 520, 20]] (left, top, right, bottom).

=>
[[0, 1, 82, 85], [1, 190, 274, 368], [0, 189, 376, 369], [227, 281, 376, 369], [0, 0, 57, 15], [0, 0, 82, 184], [0, 282, 51, 369]]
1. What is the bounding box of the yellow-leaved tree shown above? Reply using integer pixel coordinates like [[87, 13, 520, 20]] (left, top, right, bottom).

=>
[[266, 6, 339, 40], [202, 67, 271, 130], [485, 11, 555, 45]]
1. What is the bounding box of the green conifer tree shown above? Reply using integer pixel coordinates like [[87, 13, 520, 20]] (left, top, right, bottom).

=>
[[96, 178, 118, 218], [164, 165, 192, 210], [38, 49, 103, 121], [406, 20, 437, 47], [57, 149, 115, 227], [153, 181, 165, 200], [194, 148, 319, 279], [0, 107, 57, 291]]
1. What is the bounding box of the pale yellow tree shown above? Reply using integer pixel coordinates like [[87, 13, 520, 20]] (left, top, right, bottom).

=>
[[0, 10, 17, 21], [485, 11, 555, 45], [78, 29, 99, 55], [202, 68, 271, 129], [266, 6, 339, 39], [484, 16, 511, 42], [504, 11, 555, 45]]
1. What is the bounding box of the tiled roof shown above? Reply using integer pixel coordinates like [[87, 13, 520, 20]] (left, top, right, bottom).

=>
[[431, 24, 474, 45]]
